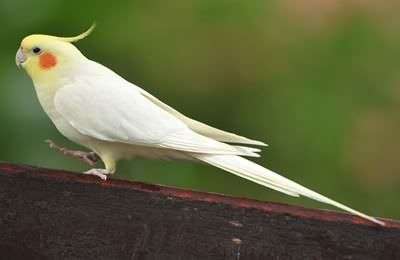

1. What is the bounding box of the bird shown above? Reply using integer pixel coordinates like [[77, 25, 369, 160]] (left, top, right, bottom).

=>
[[15, 24, 385, 226]]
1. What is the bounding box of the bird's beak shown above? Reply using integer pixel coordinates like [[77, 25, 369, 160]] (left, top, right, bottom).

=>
[[16, 47, 26, 69]]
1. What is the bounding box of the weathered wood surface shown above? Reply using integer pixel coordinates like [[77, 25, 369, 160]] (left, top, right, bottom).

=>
[[0, 162, 399, 260]]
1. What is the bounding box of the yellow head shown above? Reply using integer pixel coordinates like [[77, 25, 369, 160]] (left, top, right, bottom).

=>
[[16, 24, 95, 84]]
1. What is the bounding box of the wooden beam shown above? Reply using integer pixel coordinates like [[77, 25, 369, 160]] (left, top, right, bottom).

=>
[[0, 162, 399, 259]]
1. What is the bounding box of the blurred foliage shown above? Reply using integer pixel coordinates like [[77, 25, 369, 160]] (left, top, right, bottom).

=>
[[1, 0, 400, 219]]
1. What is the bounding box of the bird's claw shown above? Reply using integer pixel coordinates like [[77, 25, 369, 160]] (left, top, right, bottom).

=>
[[84, 168, 110, 180], [45, 139, 100, 166]]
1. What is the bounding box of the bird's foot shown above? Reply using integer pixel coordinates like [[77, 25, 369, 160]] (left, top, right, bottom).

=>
[[84, 168, 111, 180], [45, 139, 99, 166]]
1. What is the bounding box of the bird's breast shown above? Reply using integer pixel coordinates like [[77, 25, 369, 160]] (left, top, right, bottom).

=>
[[33, 81, 90, 146]]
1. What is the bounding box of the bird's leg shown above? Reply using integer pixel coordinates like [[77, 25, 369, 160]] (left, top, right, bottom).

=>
[[46, 139, 109, 180], [84, 156, 116, 181], [45, 139, 100, 166]]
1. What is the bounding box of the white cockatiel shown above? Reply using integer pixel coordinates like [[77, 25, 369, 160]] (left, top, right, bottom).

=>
[[15, 25, 384, 225]]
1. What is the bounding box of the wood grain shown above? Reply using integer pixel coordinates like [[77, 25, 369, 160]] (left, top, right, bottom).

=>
[[0, 162, 399, 259]]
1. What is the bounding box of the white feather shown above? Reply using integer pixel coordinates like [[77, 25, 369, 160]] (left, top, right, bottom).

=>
[[47, 59, 383, 225], [139, 89, 267, 146], [54, 61, 257, 157], [194, 154, 385, 225]]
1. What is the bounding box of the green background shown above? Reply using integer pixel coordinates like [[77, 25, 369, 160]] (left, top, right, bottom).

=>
[[1, 0, 399, 220]]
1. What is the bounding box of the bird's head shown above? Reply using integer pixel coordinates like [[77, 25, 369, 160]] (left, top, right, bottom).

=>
[[16, 24, 95, 84]]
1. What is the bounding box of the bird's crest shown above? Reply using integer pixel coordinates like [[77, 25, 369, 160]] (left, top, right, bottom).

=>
[[57, 23, 96, 43]]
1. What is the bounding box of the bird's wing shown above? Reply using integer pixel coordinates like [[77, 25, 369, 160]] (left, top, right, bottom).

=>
[[54, 76, 257, 156], [138, 88, 267, 146]]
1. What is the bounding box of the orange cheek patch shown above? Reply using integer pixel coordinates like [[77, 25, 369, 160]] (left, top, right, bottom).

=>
[[39, 52, 57, 70]]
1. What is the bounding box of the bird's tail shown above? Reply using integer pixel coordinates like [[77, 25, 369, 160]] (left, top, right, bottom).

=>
[[193, 153, 385, 226]]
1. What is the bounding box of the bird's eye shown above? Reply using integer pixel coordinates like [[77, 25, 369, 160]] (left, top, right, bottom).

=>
[[32, 47, 42, 54]]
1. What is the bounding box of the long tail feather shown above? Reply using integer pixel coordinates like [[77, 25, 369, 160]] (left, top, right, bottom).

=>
[[193, 154, 385, 226]]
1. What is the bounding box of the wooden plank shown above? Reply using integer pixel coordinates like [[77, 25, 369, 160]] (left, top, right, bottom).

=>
[[0, 162, 399, 259]]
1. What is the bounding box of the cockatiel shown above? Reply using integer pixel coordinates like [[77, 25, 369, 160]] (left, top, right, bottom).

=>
[[15, 25, 384, 225]]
